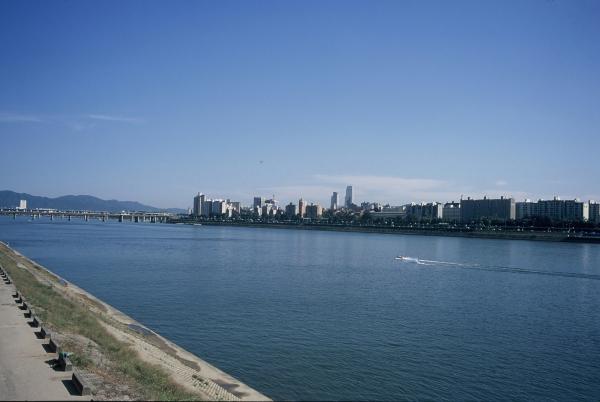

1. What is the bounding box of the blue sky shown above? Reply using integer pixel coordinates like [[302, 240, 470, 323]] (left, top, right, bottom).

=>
[[1, 0, 599, 208]]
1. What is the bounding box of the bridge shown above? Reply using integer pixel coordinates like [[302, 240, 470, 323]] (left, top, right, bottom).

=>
[[0, 209, 172, 223]]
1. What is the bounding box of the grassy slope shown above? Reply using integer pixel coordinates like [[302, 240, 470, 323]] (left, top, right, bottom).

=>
[[0, 248, 201, 401]]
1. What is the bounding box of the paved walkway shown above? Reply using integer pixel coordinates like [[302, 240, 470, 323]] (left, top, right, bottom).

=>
[[0, 279, 87, 401]]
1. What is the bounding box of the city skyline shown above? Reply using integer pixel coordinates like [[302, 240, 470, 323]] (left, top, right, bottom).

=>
[[1, 1, 599, 208]]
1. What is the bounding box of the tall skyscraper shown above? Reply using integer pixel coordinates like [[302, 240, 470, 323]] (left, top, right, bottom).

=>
[[330, 192, 338, 211], [345, 186, 353, 208], [285, 203, 297, 218], [193, 193, 205, 216], [253, 197, 264, 209], [305, 203, 323, 219], [298, 198, 306, 218]]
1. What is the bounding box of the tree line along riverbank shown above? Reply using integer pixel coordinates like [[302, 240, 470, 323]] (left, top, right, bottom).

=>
[[170, 220, 600, 244]]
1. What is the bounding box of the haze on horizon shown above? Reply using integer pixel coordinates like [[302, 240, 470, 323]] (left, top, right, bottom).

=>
[[1, 0, 599, 209]]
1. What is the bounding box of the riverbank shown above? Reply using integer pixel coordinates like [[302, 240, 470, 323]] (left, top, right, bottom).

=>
[[173, 221, 600, 244], [0, 241, 269, 401]]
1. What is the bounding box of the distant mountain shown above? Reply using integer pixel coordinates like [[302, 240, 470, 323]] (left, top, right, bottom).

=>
[[0, 190, 186, 214]]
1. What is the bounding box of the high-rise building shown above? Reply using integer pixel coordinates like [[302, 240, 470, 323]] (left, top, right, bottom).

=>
[[442, 202, 460, 222], [405, 202, 443, 221], [589, 201, 600, 224], [330, 192, 338, 211], [460, 196, 516, 222], [212, 200, 227, 216], [229, 202, 241, 214], [516, 199, 539, 219], [201, 199, 213, 217], [517, 197, 589, 222], [285, 203, 297, 218], [18, 199, 27, 210], [535, 197, 563, 221], [261, 203, 273, 217], [345, 186, 353, 208], [193, 193, 205, 216], [564, 199, 588, 221], [253, 197, 264, 209], [305, 204, 323, 219], [298, 198, 306, 218]]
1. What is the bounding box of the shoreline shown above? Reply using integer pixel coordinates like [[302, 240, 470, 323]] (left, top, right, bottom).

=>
[[0, 241, 269, 401], [173, 221, 600, 244]]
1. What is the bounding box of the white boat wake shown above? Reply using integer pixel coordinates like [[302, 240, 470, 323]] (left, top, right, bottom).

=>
[[395, 256, 600, 280]]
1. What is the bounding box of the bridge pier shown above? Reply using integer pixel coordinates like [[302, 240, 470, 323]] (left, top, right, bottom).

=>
[[13, 213, 16, 220], [118, 215, 124, 223], [85, 215, 89, 222], [68, 215, 71, 221], [50, 214, 54, 221]]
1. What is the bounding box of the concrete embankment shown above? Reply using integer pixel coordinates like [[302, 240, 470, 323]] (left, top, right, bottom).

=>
[[0, 267, 88, 400], [0, 241, 269, 401]]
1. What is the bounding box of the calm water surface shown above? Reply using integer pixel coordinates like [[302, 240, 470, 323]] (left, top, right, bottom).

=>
[[1, 217, 599, 400]]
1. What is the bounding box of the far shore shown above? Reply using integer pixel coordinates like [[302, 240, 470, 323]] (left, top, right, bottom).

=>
[[172, 220, 600, 244]]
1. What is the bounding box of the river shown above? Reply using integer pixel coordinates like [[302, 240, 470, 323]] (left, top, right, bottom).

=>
[[1, 216, 599, 400]]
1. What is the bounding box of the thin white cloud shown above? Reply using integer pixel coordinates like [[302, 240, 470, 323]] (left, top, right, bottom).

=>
[[0, 112, 43, 123], [87, 114, 143, 123], [495, 179, 508, 187], [0, 111, 142, 128]]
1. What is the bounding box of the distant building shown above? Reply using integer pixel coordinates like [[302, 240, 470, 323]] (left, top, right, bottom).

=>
[[212, 200, 227, 216], [305, 203, 323, 219], [589, 201, 600, 224], [369, 206, 406, 221], [345, 186, 353, 208], [564, 199, 588, 221], [460, 196, 516, 222], [361, 202, 382, 212], [516, 199, 538, 219], [330, 192, 338, 211], [229, 202, 241, 214], [17, 199, 27, 210], [201, 199, 212, 217], [193, 193, 205, 216], [537, 197, 567, 221], [518, 197, 589, 222], [253, 197, 264, 209], [405, 202, 443, 221], [285, 203, 297, 218], [298, 198, 306, 218], [442, 202, 460, 222], [261, 198, 277, 218]]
